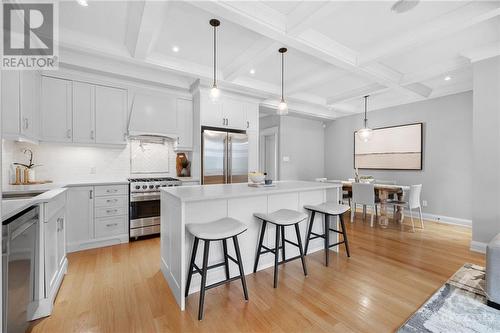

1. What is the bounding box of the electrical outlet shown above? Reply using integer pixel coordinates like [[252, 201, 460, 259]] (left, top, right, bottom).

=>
[[90, 167, 96, 174], [422, 200, 428, 207]]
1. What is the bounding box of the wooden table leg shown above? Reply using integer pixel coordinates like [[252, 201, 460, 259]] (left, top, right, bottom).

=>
[[394, 192, 404, 223], [378, 190, 389, 227]]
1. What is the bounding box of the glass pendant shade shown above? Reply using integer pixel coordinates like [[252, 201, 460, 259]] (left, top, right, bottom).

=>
[[209, 84, 220, 103], [357, 127, 373, 142], [277, 99, 288, 115]]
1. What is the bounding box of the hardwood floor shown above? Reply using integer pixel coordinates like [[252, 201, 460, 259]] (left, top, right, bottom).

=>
[[29, 215, 484, 333]]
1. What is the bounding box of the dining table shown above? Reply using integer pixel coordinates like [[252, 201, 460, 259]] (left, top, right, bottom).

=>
[[330, 180, 410, 226]]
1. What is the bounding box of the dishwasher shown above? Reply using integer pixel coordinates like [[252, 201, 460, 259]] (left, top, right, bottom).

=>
[[2, 205, 39, 333]]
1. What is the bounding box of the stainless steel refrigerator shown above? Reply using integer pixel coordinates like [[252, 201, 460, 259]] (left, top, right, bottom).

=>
[[202, 129, 248, 185]]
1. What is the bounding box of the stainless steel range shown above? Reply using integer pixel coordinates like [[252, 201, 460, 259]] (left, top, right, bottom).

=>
[[129, 177, 181, 238]]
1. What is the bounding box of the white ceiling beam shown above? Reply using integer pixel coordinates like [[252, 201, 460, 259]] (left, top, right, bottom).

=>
[[326, 83, 388, 105], [286, 2, 344, 37], [287, 70, 338, 94], [124, 0, 170, 59], [223, 38, 280, 81], [359, 2, 500, 64], [402, 82, 433, 98], [460, 41, 500, 63]]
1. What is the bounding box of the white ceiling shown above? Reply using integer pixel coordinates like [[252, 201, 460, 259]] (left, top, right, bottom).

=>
[[57, 0, 500, 119]]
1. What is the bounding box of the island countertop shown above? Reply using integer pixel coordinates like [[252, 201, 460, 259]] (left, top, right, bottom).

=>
[[161, 180, 341, 202]]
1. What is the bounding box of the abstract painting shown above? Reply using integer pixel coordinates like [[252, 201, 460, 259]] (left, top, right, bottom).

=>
[[354, 123, 423, 170]]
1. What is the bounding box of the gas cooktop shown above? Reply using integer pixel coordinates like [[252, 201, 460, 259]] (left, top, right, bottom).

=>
[[128, 177, 181, 192]]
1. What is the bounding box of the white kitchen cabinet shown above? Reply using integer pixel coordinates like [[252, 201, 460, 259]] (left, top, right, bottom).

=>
[[223, 98, 247, 130], [66, 184, 129, 253], [200, 96, 224, 127], [2, 71, 40, 141], [248, 130, 259, 173], [66, 186, 94, 249], [95, 85, 127, 145], [174, 98, 193, 151], [245, 102, 259, 131], [44, 208, 59, 294], [41, 76, 72, 143], [72, 81, 95, 144]]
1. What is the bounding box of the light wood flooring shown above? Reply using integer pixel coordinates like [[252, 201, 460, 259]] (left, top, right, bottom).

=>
[[29, 214, 485, 333]]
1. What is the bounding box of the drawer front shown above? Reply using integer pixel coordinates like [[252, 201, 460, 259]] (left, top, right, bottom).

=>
[[95, 216, 127, 238], [44, 190, 67, 222], [94, 195, 128, 208], [95, 206, 127, 218], [94, 185, 128, 197]]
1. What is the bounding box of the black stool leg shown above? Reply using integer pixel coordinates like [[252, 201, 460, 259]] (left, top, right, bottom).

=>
[[253, 220, 267, 273], [198, 240, 210, 320], [324, 214, 330, 266], [281, 225, 286, 262], [233, 236, 249, 300], [339, 214, 351, 258], [304, 211, 315, 255], [185, 237, 199, 297], [222, 239, 230, 280], [273, 224, 280, 288], [294, 223, 308, 276]]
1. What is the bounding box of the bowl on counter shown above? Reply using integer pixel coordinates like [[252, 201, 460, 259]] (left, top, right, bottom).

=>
[[249, 174, 265, 184]]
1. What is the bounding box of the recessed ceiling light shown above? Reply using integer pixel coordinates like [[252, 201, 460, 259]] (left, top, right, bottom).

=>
[[76, 0, 88, 7], [172, 46, 179, 53], [391, 0, 419, 14], [249, 69, 256, 75], [444, 76, 451, 81]]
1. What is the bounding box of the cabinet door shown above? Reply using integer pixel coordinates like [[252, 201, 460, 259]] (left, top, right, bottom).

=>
[[66, 186, 94, 249], [41, 76, 72, 142], [56, 212, 66, 267], [20, 71, 40, 139], [175, 98, 193, 150], [1, 71, 20, 137], [73, 82, 95, 144], [95, 85, 127, 145], [223, 98, 246, 130], [245, 102, 259, 131], [247, 130, 259, 173], [200, 90, 224, 127], [44, 213, 59, 293]]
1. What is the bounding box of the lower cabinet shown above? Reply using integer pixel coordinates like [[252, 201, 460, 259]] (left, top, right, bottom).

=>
[[66, 184, 129, 253]]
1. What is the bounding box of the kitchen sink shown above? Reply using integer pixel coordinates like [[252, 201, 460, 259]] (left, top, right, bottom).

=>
[[2, 191, 45, 200]]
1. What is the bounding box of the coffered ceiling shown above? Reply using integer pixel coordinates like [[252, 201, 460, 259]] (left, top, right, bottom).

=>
[[57, 0, 500, 119]]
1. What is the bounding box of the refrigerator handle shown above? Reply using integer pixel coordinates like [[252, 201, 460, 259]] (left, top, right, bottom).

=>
[[228, 136, 233, 183], [223, 136, 228, 184]]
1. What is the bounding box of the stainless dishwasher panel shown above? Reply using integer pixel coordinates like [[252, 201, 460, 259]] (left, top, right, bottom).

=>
[[2, 206, 39, 333]]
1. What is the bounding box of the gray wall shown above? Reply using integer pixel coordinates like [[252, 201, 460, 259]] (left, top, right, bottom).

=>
[[260, 114, 325, 181], [472, 56, 500, 245], [325, 91, 473, 222]]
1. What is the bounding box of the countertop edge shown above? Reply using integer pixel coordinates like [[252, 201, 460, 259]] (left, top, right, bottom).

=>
[[2, 188, 68, 221]]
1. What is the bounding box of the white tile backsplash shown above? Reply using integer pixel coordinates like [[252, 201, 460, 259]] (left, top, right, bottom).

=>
[[2, 139, 180, 185]]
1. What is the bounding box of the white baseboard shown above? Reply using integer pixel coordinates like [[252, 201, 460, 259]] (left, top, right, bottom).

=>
[[470, 241, 487, 254], [67, 234, 129, 253]]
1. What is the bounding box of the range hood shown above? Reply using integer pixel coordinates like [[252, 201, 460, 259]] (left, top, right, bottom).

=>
[[128, 92, 178, 139]]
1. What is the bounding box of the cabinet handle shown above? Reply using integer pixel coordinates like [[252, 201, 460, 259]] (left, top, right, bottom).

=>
[[106, 223, 118, 227], [106, 189, 118, 193], [106, 199, 118, 203], [57, 217, 64, 231], [66, 129, 72, 138], [25, 118, 29, 129], [89, 190, 93, 199], [222, 118, 225, 126], [90, 130, 95, 140], [106, 209, 118, 214], [247, 121, 249, 129]]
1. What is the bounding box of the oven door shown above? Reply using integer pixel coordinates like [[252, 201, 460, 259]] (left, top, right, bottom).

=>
[[130, 193, 160, 229]]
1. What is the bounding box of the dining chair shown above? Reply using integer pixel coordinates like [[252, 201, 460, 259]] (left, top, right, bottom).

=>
[[351, 183, 378, 227], [389, 184, 423, 232]]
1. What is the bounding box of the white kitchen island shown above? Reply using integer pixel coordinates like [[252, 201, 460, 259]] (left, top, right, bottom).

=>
[[160, 181, 342, 310]]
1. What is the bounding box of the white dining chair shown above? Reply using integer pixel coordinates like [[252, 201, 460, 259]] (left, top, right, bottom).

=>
[[389, 184, 423, 232], [351, 183, 378, 227]]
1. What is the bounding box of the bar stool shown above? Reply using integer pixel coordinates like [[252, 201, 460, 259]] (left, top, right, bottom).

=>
[[185, 217, 248, 320], [253, 209, 308, 288], [304, 202, 351, 266]]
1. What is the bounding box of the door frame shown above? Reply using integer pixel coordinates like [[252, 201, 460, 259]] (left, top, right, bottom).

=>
[[259, 126, 279, 181]]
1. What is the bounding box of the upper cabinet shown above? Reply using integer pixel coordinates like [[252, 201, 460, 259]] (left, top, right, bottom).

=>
[[40, 76, 128, 145], [198, 89, 259, 131], [175, 98, 193, 151], [41, 76, 72, 143], [2, 71, 41, 142]]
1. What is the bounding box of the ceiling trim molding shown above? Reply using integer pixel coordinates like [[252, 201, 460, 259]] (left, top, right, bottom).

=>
[[460, 41, 500, 63], [326, 83, 388, 106]]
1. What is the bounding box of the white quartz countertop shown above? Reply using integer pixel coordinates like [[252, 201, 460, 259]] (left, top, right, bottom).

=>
[[2, 179, 129, 195], [2, 188, 68, 221], [161, 181, 341, 202]]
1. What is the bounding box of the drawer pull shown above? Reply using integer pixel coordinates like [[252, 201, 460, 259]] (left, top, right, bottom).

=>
[[106, 189, 118, 193], [106, 199, 118, 203], [105, 223, 118, 227], [106, 209, 118, 214]]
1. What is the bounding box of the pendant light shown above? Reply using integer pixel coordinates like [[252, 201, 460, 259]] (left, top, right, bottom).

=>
[[277, 47, 288, 115], [357, 95, 373, 142], [209, 19, 221, 102]]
